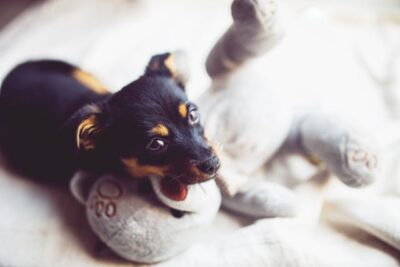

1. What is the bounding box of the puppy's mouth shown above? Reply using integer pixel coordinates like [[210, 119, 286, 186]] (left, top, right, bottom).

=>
[[160, 176, 188, 201], [158, 174, 216, 201], [149, 174, 220, 216]]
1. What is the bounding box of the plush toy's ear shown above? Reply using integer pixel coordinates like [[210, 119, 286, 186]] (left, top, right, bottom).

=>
[[74, 104, 106, 151], [70, 171, 96, 204], [145, 51, 190, 89]]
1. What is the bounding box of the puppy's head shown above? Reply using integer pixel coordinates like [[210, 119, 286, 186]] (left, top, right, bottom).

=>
[[75, 52, 220, 184]]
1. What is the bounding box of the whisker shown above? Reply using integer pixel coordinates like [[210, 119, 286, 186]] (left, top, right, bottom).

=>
[[199, 183, 207, 194], [169, 176, 181, 182], [167, 173, 185, 183]]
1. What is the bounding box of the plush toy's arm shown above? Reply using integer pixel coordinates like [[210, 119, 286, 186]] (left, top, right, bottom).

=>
[[293, 113, 379, 187], [216, 149, 298, 218], [206, 0, 283, 78], [222, 181, 298, 218]]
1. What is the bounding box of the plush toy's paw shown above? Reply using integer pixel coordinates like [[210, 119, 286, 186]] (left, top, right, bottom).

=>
[[338, 136, 379, 187], [222, 182, 298, 218], [299, 114, 380, 188], [317, 132, 379, 188], [232, 0, 277, 26]]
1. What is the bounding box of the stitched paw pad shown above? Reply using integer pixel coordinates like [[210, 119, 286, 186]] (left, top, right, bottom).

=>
[[337, 136, 379, 187]]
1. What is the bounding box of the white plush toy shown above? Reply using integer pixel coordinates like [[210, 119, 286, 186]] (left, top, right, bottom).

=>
[[70, 171, 221, 263], [69, 0, 380, 263], [198, 0, 380, 218]]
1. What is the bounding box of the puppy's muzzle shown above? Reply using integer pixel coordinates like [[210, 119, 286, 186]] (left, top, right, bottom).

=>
[[196, 155, 220, 176]]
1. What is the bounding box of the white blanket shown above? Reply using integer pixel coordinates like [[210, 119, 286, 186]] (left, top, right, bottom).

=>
[[0, 0, 399, 266]]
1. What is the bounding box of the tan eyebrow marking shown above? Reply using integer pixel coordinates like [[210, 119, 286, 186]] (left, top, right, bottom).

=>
[[178, 103, 187, 118], [151, 123, 169, 136]]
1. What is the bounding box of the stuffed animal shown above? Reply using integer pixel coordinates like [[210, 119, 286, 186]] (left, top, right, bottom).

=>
[[70, 171, 221, 263], [199, 0, 380, 218], [69, 0, 380, 263]]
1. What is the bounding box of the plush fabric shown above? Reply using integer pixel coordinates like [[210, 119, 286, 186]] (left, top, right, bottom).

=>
[[199, 0, 379, 197], [69, 172, 220, 263]]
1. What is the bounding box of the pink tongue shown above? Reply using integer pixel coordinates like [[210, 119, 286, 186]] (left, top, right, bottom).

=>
[[160, 177, 188, 201]]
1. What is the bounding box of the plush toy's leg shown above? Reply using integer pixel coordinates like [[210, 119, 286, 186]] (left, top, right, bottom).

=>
[[222, 181, 298, 218], [206, 0, 283, 78], [295, 114, 379, 187]]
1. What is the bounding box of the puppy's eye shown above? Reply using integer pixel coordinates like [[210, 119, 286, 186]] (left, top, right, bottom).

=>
[[189, 108, 200, 125], [146, 138, 167, 153]]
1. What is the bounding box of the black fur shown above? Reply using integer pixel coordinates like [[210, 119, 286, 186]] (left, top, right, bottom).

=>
[[0, 54, 220, 184]]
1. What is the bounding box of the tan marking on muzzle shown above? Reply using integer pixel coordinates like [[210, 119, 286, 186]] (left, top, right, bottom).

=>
[[189, 165, 212, 182], [121, 158, 169, 178]]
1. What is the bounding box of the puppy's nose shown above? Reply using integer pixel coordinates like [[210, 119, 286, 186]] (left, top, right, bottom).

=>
[[197, 155, 220, 175]]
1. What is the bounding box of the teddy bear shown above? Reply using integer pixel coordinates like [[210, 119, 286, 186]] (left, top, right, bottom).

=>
[[69, 0, 380, 263]]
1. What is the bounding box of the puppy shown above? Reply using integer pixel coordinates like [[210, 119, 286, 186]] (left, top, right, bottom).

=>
[[0, 52, 220, 190]]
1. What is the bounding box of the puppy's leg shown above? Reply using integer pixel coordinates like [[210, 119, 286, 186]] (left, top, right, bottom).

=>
[[222, 181, 298, 218], [295, 113, 379, 187], [206, 0, 283, 78]]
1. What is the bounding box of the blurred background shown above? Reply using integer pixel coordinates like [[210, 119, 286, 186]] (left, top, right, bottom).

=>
[[0, 0, 399, 121], [0, 0, 41, 30]]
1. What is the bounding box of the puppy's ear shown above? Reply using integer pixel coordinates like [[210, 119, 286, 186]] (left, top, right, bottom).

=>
[[145, 51, 190, 89], [74, 104, 107, 151]]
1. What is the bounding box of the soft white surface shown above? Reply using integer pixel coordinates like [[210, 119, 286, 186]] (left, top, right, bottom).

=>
[[0, 0, 400, 266]]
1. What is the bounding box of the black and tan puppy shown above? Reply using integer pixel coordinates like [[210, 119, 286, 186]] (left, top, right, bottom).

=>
[[0, 52, 220, 190]]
